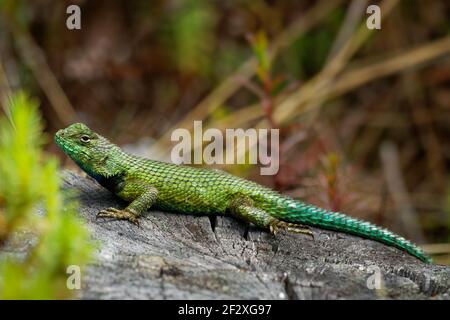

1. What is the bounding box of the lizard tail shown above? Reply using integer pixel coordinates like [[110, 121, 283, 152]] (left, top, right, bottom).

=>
[[269, 197, 431, 263]]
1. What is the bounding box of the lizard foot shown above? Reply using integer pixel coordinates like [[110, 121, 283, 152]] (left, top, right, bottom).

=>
[[269, 220, 314, 239], [96, 207, 140, 226]]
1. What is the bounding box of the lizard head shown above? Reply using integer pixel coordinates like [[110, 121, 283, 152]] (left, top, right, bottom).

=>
[[55, 123, 123, 178]]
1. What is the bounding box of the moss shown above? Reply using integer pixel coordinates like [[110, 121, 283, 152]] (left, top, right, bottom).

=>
[[0, 92, 95, 299]]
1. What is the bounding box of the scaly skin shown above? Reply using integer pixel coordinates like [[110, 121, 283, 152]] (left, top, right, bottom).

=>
[[55, 123, 431, 263]]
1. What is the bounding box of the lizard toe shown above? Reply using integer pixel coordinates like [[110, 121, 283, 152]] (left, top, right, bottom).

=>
[[96, 208, 139, 226], [96, 207, 120, 218], [270, 220, 314, 239]]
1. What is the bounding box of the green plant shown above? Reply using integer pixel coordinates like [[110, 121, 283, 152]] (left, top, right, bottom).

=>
[[320, 152, 342, 212], [0, 92, 94, 299]]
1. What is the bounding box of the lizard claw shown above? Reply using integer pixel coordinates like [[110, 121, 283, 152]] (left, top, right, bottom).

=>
[[96, 207, 140, 226], [269, 222, 278, 236], [269, 220, 314, 239]]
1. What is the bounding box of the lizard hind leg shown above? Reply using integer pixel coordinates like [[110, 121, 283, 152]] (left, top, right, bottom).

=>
[[228, 195, 313, 238]]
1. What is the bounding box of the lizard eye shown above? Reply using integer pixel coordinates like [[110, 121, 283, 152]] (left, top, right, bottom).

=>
[[80, 135, 90, 143]]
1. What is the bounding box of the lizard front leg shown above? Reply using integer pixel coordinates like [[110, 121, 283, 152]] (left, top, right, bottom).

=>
[[97, 180, 158, 226], [229, 195, 313, 237]]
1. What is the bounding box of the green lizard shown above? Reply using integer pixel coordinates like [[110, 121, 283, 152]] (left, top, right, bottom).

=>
[[55, 123, 431, 263]]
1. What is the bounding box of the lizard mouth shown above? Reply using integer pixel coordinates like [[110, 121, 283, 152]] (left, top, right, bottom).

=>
[[54, 129, 77, 155], [54, 129, 66, 148]]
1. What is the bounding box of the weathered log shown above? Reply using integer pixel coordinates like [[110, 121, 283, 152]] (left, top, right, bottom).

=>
[[3, 171, 449, 299]]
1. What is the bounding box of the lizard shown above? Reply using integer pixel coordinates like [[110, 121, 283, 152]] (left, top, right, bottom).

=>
[[55, 123, 431, 263]]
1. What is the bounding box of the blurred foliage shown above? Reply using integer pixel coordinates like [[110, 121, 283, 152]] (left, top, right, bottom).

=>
[[0, 0, 29, 29], [447, 183, 450, 241], [250, 31, 272, 84], [288, 8, 344, 77], [162, 0, 217, 76], [0, 92, 94, 299], [320, 153, 342, 212]]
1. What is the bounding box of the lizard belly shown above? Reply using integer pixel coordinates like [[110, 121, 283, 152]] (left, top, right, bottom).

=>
[[154, 184, 231, 215]]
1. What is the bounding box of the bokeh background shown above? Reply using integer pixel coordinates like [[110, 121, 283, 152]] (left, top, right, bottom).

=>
[[1, 0, 450, 263]]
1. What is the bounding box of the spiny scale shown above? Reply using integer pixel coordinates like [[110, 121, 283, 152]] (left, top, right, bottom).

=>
[[55, 123, 431, 263]]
